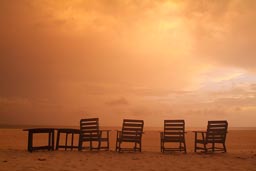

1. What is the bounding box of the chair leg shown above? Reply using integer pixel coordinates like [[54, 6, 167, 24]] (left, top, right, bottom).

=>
[[179, 141, 182, 152], [89, 140, 92, 151], [48, 132, 51, 151], [119, 142, 122, 152], [160, 140, 162, 152], [106, 134, 109, 150], [115, 140, 118, 152], [194, 133, 197, 152], [116, 140, 121, 152], [78, 141, 82, 151], [98, 140, 101, 150], [51, 131, 55, 151], [78, 134, 83, 151], [56, 131, 60, 150], [65, 133, 68, 151], [134, 142, 137, 152], [28, 131, 33, 152], [203, 143, 207, 153], [71, 133, 74, 151], [183, 140, 187, 154], [223, 143, 227, 153]]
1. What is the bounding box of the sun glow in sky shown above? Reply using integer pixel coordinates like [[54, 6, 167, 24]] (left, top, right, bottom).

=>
[[0, 0, 256, 127]]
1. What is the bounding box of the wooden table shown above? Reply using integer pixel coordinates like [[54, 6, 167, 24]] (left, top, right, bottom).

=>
[[55, 128, 80, 150], [23, 128, 55, 152]]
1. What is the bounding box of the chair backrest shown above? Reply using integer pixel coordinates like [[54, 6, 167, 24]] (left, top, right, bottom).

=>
[[164, 120, 185, 137], [206, 120, 228, 143], [80, 118, 100, 138], [122, 119, 144, 139]]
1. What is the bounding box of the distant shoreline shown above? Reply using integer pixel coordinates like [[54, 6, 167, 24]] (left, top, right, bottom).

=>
[[0, 124, 255, 131]]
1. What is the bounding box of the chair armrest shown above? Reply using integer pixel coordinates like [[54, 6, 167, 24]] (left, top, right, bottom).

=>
[[116, 130, 122, 138], [160, 132, 164, 139], [100, 130, 111, 132], [100, 130, 111, 137], [193, 131, 206, 133], [193, 131, 206, 141], [193, 131, 206, 135]]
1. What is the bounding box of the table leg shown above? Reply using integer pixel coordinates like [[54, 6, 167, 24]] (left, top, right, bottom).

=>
[[56, 131, 60, 150], [71, 133, 74, 150], [48, 132, 51, 151], [28, 131, 33, 152], [52, 130, 55, 151], [65, 133, 68, 150]]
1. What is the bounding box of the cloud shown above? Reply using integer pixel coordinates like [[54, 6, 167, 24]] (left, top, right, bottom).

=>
[[0, 0, 255, 126], [105, 97, 129, 106], [0, 97, 31, 106], [184, 0, 256, 71]]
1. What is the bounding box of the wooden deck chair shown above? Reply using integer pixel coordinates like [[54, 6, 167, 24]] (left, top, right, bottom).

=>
[[194, 120, 228, 153], [116, 119, 144, 152], [160, 120, 186, 153], [79, 118, 110, 151]]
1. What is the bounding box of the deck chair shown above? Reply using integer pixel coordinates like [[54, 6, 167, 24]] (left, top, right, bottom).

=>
[[194, 120, 228, 153], [116, 119, 144, 152], [160, 120, 186, 153], [79, 118, 110, 151]]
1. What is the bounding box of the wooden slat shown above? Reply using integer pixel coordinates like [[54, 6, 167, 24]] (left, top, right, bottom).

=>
[[121, 137, 141, 140], [81, 118, 99, 122], [163, 137, 184, 140], [164, 120, 184, 123], [208, 120, 227, 124], [208, 125, 227, 128], [81, 128, 98, 131], [123, 119, 144, 123], [122, 131, 142, 134], [123, 123, 143, 127], [164, 127, 184, 131], [81, 130, 99, 133], [80, 123, 98, 126], [81, 125, 98, 129], [81, 130, 98, 132], [80, 120, 98, 123], [164, 132, 184, 135], [123, 127, 142, 131]]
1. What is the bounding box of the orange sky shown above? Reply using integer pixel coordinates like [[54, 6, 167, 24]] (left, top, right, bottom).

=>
[[0, 0, 256, 127]]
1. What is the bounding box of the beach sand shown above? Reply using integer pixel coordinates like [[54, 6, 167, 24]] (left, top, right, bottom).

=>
[[0, 129, 256, 171]]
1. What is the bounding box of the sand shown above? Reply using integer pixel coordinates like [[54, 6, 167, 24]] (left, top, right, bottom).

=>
[[0, 129, 256, 171]]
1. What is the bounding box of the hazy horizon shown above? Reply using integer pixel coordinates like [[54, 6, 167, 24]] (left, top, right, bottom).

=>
[[1, 0, 256, 127], [1, 123, 256, 131]]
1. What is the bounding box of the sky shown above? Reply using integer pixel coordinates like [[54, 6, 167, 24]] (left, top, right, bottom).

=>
[[0, 0, 256, 127]]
